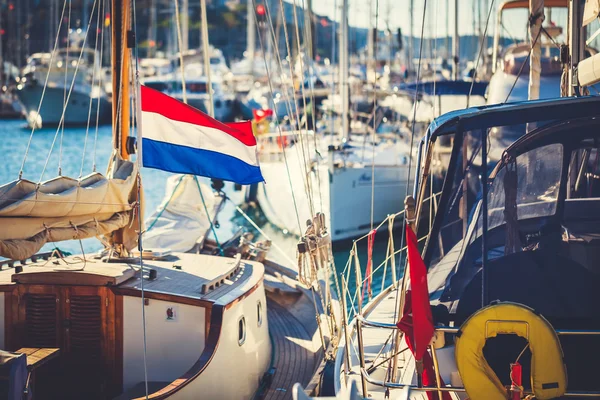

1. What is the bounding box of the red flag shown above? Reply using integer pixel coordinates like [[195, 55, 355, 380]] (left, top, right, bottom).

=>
[[396, 226, 448, 399], [397, 293, 451, 400], [400, 224, 434, 360]]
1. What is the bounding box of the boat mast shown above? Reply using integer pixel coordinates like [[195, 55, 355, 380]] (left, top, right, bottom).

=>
[[148, 0, 157, 57], [452, 0, 459, 80], [340, 0, 349, 139], [181, 0, 189, 52], [529, 0, 544, 100], [111, 0, 131, 160], [367, 0, 374, 77], [200, 0, 214, 117], [567, 0, 584, 96], [409, 0, 414, 75], [246, 0, 256, 76]]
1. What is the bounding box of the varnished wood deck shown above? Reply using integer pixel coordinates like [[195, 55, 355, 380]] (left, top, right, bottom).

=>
[[264, 299, 318, 400]]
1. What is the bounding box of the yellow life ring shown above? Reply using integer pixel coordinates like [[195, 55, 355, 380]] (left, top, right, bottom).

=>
[[455, 302, 567, 400]]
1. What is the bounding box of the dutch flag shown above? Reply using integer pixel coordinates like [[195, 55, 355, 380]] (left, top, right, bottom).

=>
[[139, 85, 264, 185]]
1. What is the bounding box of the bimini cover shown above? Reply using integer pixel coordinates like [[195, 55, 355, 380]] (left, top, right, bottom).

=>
[[0, 158, 138, 260], [143, 174, 223, 252]]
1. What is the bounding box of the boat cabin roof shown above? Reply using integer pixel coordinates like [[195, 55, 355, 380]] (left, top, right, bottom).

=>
[[0, 253, 262, 307], [426, 95, 600, 140]]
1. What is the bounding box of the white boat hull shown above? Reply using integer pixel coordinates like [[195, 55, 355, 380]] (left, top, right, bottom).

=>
[[256, 150, 410, 242], [16, 84, 111, 127]]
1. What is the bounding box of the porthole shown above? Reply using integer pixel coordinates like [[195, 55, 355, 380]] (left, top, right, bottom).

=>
[[257, 301, 263, 327], [238, 316, 246, 346]]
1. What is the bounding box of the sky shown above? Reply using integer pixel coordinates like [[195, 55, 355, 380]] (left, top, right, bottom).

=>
[[306, 0, 570, 39]]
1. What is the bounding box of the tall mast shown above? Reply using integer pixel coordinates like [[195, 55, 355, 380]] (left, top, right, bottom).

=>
[[181, 0, 189, 52], [200, 0, 214, 117], [452, 0, 459, 80], [340, 0, 349, 139], [528, 0, 544, 100], [367, 0, 374, 74], [567, 0, 584, 96], [246, 0, 255, 75], [409, 0, 413, 75], [148, 0, 157, 57], [111, 0, 131, 160], [307, 0, 316, 61]]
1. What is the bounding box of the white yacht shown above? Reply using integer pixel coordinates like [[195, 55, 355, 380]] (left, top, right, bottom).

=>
[[16, 48, 111, 127]]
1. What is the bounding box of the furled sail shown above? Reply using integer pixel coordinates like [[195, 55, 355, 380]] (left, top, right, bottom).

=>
[[0, 156, 138, 260]]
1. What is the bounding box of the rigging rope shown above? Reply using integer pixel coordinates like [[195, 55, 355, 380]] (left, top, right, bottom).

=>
[[299, 0, 325, 213], [251, 0, 303, 234], [194, 176, 224, 255], [504, 26, 543, 103], [39, 0, 99, 183], [467, 0, 496, 108], [130, 0, 149, 397], [18, 0, 68, 179], [58, 0, 72, 176], [173, 0, 187, 104], [92, 0, 108, 172], [268, 0, 317, 218], [80, 0, 103, 177], [288, 0, 321, 216], [370, 0, 380, 231], [387, 0, 429, 383]]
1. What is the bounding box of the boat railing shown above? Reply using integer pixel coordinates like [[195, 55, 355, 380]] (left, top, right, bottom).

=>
[[256, 130, 318, 163], [337, 187, 600, 399], [334, 189, 441, 396], [338, 190, 441, 325], [355, 315, 600, 398]]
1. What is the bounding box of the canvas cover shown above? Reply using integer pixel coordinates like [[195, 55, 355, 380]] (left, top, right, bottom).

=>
[[0, 158, 138, 260], [143, 174, 223, 253]]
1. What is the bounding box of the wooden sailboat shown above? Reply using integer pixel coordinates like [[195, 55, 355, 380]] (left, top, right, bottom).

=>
[[0, 1, 337, 399]]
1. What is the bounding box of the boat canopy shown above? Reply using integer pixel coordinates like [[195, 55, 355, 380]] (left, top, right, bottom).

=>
[[419, 104, 600, 319], [0, 157, 138, 260], [424, 95, 600, 140]]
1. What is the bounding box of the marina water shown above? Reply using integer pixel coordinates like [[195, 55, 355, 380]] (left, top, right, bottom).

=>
[[0, 119, 403, 301]]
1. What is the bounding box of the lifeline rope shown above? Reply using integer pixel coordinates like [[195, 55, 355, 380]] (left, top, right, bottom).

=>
[[80, 0, 103, 177], [19, 0, 68, 178]]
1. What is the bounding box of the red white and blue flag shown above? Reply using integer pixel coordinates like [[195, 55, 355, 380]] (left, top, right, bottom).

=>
[[139, 85, 264, 184]]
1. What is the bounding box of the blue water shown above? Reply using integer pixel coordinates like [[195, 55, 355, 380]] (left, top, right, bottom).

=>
[[0, 119, 400, 303]]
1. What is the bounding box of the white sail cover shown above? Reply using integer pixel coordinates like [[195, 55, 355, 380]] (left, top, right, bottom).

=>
[[143, 174, 223, 253], [0, 159, 138, 260]]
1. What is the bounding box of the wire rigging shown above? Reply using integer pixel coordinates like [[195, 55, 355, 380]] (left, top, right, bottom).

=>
[[251, 0, 303, 234], [18, 0, 68, 179], [467, 0, 496, 108]]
